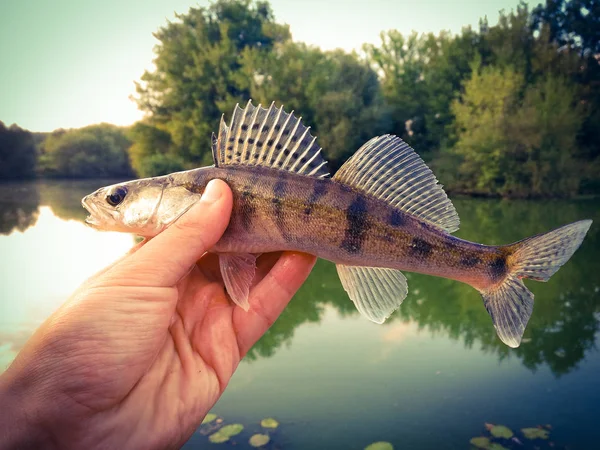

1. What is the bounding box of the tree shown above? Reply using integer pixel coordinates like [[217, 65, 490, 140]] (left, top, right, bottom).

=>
[[133, 0, 290, 171], [451, 60, 585, 196], [511, 74, 585, 196], [127, 122, 185, 177], [0, 122, 37, 180], [364, 29, 480, 159], [243, 42, 390, 169], [450, 62, 524, 194], [40, 124, 133, 178], [532, 0, 600, 193], [364, 31, 431, 150]]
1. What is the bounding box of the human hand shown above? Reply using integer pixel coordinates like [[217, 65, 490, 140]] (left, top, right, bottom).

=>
[[0, 179, 316, 450]]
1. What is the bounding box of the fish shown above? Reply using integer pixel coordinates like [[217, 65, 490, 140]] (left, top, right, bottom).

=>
[[82, 101, 592, 348]]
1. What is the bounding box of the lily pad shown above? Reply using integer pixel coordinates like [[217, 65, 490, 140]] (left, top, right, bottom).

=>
[[521, 427, 549, 440], [209, 432, 229, 444], [470, 437, 491, 449], [490, 425, 514, 439], [364, 442, 394, 450], [249, 434, 270, 447], [489, 444, 509, 450], [261, 418, 280, 429], [219, 424, 244, 437], [202, 413, 218, 424]]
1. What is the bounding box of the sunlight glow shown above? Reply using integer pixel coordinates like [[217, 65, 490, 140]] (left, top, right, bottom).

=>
[[0, 207, 135, 328]]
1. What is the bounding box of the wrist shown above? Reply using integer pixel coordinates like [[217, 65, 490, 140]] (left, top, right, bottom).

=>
[[0, 366, 57, 450]]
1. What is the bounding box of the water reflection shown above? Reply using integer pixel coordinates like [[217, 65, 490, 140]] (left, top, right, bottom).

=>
[[1, 181, 598, 378], [0, 183, 40, 234]]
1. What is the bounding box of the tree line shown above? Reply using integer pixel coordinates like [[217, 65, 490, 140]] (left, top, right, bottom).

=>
[[1, 0, 598, 198]]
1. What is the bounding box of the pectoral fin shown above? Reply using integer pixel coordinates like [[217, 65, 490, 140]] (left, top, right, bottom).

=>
[[219, 253, 257, 311], [336, 265, 408, 323]]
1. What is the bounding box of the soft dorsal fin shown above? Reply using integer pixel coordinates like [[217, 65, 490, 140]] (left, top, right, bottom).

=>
[[213, 100, 330, 178], [333, 135, 460, 233]]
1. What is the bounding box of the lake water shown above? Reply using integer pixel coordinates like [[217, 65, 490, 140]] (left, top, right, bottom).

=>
[[1, 180, 599, 450]]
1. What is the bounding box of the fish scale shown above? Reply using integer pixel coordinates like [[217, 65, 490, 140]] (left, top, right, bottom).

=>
[[82, 100, 592, 348]]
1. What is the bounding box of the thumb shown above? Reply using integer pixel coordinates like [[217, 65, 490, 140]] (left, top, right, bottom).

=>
[[108, 179, 233, 287]]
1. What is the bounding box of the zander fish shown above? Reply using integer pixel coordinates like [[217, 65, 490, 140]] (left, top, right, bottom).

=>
[[82, 101, 592, 347]]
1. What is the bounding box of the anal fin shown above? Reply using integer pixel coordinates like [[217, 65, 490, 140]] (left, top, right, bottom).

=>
[[219, 253, 257, 311], [336, 265, 408, 323]]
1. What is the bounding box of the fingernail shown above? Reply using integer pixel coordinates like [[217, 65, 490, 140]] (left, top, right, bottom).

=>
[[202, 179, 223, 204]]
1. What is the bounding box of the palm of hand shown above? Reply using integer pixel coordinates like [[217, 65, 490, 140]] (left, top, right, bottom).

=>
[[53, 252, 304, 449]]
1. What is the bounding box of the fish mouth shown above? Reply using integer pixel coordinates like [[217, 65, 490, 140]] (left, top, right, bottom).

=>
[[81, 196, 102, 227]]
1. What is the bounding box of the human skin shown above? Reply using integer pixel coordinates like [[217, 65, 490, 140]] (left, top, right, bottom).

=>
[[0, 179, 316, 450]]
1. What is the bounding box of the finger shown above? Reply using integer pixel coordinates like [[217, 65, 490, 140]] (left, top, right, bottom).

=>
[[233, 251, 316, 356], [106, 179, 233, 287]]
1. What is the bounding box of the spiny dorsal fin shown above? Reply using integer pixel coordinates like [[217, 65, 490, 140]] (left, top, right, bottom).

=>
[[213, 100, 330, 178], [333, 135, 460, 233]]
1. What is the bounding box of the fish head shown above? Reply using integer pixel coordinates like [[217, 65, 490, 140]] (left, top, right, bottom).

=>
[[81, 173, 203, 237]]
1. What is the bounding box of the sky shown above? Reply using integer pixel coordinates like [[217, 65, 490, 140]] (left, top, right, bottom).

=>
[[0, 0, 537, 132]]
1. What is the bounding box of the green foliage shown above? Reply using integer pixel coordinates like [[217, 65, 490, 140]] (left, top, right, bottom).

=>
[[127, 122, 186, 177], [450, 61, 585, 196], [0, 122, 37, 180], [134, 0, 290, 171], [40, 124, 133, 178], [133, 0, 389, 173], [244, 42, 390, 169], [450, 63, 524, 194], [364, 29, 479, 158]]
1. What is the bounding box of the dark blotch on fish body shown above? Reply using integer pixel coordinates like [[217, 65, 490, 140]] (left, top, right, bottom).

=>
[[240, 188, 256, 229], [340, 196, 369, 254], [410, 237, 432, 258], [489, 257, 508, 281], [460, 255, 481, 268], [272, 178, 290, 241], [304, 182, 328, 216], [389, 209, 406, 227]]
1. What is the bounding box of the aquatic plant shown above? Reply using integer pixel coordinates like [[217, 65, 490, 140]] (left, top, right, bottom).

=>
[[471, 423, 558, 449], [470, 437, 491, 449], [489, 425, 513, 439], [219, 424, 244, 437], [249, 433, 270, 447], [208, 432, 230, 444], [202, 413, 218, 424], [260, 418, 279, 429], [521, 427, 549, 440], [364, 442, 394, 450]]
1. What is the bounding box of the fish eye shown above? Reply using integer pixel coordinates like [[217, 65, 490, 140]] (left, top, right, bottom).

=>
[[106, 186, 128, 207]]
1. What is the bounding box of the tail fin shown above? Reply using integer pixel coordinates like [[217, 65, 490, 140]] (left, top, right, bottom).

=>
[[481, 220, 592, 348]]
